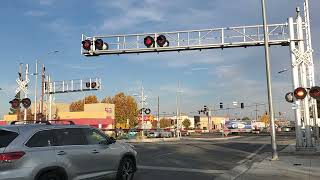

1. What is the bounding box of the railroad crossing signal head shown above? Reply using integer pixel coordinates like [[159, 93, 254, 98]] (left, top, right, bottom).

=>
[[294, 87, 307, 100], [144, 36, 155, 48], [285, 92, 294, 103], [94, 39, 108, 50], [9, 98, 20, 109], [21, 98, 31, 109], [82, 39, 108, 51], [85, 82, 97, 89], [156, 35, 169, 47], [309, 86, 320, 100], [82, 40, 92, 51]]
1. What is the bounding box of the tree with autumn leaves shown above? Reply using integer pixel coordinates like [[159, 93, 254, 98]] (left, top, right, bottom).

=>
[[69, 93, 138, 128], [69, 95, 99, 112], [101, 92, 138, 128]]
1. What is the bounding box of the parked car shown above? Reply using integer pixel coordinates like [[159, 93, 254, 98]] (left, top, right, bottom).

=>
[[146, 129, 172, 138], [0, 120, 137, 180]]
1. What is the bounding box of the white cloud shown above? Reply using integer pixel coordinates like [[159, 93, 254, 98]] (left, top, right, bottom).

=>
[[39, 0, 55, 6], [160, 84, 209, 97], [25, 10, 47, 17]]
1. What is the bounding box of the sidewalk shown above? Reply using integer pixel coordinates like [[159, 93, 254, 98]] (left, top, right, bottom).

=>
[[236, 144, 320, 180]]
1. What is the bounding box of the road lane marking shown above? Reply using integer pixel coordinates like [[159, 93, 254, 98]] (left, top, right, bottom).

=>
[[138, 165, 227, 174], [237, 144, 267, 164]]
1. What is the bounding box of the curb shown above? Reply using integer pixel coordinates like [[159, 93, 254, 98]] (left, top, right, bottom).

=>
[[181, 136, 241, 141], [121, 137, 181, 143]]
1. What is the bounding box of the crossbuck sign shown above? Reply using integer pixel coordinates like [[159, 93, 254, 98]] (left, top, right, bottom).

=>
[[16, 78, 29, 94]]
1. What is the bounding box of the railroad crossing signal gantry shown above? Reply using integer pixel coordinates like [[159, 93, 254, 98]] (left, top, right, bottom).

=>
[[81, 23, 294, 56]]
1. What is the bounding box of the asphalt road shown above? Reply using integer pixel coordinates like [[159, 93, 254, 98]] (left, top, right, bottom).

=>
[[131, 135, 295, 180]]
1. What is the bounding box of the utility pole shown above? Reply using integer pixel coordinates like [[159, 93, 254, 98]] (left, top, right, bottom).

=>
[[40, 64, 45, 120], [24, 64, 29, 120], [157, 96, 160, 129], [34, 61, 38, 120], [141, 84, 145, 135], [261, 0, 278, 160], [176, 80, 181, 138], [48, 75, 52, 120], [255, 104, 258, 121]]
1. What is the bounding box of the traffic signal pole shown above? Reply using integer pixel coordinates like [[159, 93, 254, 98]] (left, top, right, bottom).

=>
[[297, 10, 313, 147], [289, 17, 303, 147], [261, 0, 278, 160]]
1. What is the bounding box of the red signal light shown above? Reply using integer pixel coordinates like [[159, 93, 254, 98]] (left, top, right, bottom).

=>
[[82, 40, 92, 51], [294, 87, 307, 100], [144, 36, 155, 48]]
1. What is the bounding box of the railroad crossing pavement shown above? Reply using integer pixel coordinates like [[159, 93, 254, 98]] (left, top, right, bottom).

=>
[[130, 135, 296, 180]]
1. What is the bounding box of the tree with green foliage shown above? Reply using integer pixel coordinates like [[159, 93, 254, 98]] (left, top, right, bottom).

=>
[[242, 117, 251, 121], [182, 118, 191, 129], [160, 118, 173, 128]]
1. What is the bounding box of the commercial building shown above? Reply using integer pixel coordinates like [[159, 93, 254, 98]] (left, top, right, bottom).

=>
[[1, 103, 115, 129]]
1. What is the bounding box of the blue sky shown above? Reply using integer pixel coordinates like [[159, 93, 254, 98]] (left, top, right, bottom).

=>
[[0, 0, 319, 120]]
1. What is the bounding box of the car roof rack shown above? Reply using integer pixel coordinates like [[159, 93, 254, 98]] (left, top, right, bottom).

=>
[[10, 120, 75, 125]]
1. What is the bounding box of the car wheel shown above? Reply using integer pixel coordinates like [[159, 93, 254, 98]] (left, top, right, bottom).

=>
[[116, 157, 135, 180], [38, 171, 63, 180]]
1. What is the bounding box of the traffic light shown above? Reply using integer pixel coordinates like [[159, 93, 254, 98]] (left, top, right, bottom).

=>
[[21, 98, 31, 109], [204, 105, 207, 112], [309, 86, 320, 100], [294, 87, 307, 100], [219, 102, 223, 109], [82, 40, 92, 51], [94, 39, 108, 50], [9, 98, 20, 109], [285, 92, 294, 103], [156, 35, 169, 47], [240, 103, 244, 109], [144, 36, 155, 48]]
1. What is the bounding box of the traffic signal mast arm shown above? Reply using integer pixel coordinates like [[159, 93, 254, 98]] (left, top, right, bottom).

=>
[[81, 23, 294, 56]]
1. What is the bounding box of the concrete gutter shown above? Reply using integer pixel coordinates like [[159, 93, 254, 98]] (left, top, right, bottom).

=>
[[181, 136, 241, 141], [121, 137, 181, 143]]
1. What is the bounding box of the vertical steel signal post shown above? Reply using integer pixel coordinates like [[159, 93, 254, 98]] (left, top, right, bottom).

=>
[[81, 0, 317, 153], [261, 0, 278, 160]]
